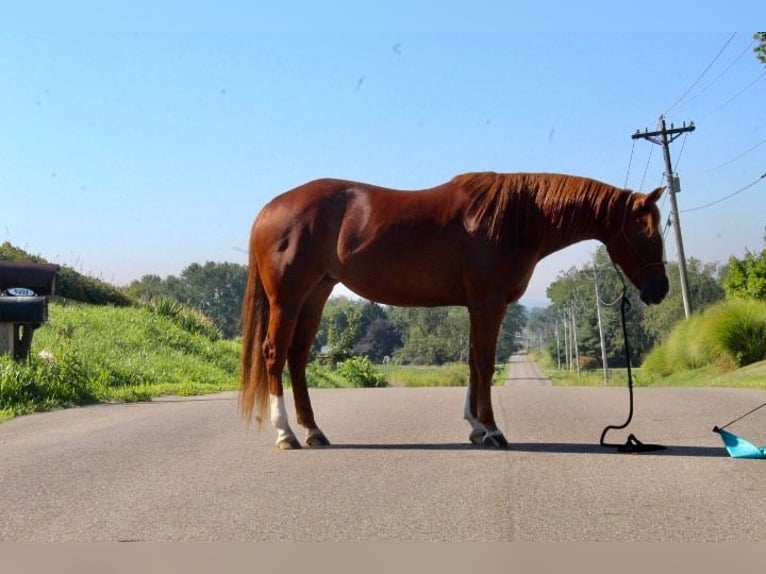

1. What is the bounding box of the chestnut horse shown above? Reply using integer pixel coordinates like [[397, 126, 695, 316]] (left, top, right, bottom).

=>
[[241, 172, 669, 449]]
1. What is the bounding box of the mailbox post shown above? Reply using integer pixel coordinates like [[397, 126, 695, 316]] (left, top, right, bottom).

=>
[[0, 262, 59, 361]]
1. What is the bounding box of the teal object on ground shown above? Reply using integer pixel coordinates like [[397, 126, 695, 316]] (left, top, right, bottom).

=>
[[713, 427, 766, 459]]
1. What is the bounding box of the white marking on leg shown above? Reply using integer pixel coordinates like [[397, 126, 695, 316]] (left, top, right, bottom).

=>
[[463, 385, 486, 435], [270, 394, 297, 445]]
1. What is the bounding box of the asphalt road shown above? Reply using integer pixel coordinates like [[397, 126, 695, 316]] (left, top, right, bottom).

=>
[[2, 355, 766, 541]]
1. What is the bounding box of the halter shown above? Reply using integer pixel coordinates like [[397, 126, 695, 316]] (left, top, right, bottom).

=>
[[611, 197, 666, 286]]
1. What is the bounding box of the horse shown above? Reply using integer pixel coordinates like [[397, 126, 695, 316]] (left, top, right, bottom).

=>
[[240, 172, 669, 449]]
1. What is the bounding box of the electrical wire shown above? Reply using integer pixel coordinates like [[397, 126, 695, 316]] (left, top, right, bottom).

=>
[[682, 172, 766, 213], [623, 139, 636, 189], [702, 136, 766, 173], [639, 143, 655, 192], [674, 132, 689, 170], [711, 69, 766, 114], [684, 38, 756, 104], [665, 32, 737, 115]]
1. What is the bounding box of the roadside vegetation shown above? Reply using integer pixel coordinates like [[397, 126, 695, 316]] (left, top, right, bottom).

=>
[[0, 302, 240, 420], [4, 235, 766, 421]]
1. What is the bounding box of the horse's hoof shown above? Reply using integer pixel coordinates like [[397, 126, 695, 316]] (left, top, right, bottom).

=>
[[482, 430, 509, 449], [277, 436, 302, 450], [306, 429, 330, 447], [469, 428, 485, 446]]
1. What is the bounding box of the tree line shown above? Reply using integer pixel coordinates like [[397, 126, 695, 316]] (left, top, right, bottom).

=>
[[126, 264, 529, 364]]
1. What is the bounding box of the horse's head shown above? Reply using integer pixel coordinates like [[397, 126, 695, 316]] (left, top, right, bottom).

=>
[[607, 187, 669, 305]]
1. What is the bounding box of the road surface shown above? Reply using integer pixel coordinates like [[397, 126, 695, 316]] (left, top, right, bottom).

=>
[[2, 354, 765, 541]]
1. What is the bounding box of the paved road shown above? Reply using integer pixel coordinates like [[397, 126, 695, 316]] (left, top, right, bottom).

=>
[[2, 355, 766, 541]]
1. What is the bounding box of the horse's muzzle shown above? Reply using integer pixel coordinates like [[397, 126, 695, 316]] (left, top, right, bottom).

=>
[[640, 276, 669, 305]]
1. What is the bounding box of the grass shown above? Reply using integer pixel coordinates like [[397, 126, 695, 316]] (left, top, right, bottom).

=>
[[379, 362, 508, 387], [1, 301, 239, 420], [379, 363, 469, 387]]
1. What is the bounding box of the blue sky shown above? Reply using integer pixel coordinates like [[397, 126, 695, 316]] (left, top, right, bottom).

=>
[[2, 3, 764, 307]]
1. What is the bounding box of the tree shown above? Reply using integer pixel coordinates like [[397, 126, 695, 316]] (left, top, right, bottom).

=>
[[388, 306, 464, 364], [723, 240, 766, 300], [124, 262, 248, 338], [177, 262, 247, 339], [544, 247, 726, 367], [546, 248, 656, 367], [496, 304, 529, 361], [354, 317, 402, 362], [755, 32, 766, 65], [322, 297, 366, 365]]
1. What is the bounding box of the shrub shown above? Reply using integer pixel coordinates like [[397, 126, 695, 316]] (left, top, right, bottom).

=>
[[704, 299, 766, 368], [338, 356, 387, 388], [643, 299, 766, 374]]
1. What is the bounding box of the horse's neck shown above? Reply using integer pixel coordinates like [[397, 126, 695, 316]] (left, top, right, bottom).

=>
[[537, 187, 623, 258]]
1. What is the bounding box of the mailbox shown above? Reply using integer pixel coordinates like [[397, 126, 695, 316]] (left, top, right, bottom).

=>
[[0, 262, 59, 361]]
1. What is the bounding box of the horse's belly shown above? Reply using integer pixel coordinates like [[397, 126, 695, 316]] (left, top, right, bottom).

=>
[[335, 259, 464, 307]]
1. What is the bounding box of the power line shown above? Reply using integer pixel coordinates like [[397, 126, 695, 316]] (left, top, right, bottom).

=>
[[623, 139, 636, 189], [675, 132, 690, 170], [685, 38, 756, 104], [711, 69, 766, 113], [682, 172, 766, 213], [665, 32, 737, 115], [702, 136, 766, 173]]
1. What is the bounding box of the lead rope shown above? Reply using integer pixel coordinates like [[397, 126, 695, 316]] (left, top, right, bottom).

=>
[[713, 401, 766, 433], [599, 276, 665, 453]]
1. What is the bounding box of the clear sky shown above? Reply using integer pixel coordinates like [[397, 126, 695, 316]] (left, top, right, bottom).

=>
[[2, 3, 764, 307]]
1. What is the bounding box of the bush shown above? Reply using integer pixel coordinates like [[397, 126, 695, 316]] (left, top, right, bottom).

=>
[[644, 299, 766, 374], [338, 356, 387, 388], [705, 299, 766, 368]]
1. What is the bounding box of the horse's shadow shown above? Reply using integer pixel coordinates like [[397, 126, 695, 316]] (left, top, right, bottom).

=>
[[324, 442, 726, 457]]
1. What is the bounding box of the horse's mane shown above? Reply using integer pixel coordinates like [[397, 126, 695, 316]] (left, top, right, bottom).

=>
[[453, 172, 628, 242]]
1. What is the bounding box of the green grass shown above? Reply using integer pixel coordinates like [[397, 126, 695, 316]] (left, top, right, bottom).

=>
[[379, 363, 469, 387], [536, 362, 766, 390], [1, 301, 239, 420], [378, 362, 507, 387]]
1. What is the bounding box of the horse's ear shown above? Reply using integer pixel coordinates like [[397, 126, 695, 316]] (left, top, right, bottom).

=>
[[646, 186, 665, 204], [634, 186, 665, 212]]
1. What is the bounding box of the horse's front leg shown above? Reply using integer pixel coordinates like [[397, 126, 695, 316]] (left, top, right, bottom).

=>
[[465, 302, 508, 448]]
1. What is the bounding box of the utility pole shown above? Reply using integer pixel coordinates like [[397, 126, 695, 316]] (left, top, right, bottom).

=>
[[592, 267, 609, 386], [632, 115, 695, 318]]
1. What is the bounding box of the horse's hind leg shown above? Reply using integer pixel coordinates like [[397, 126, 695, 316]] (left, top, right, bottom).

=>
[[288, 279, 335, 447], [263, 303, 303, 450]]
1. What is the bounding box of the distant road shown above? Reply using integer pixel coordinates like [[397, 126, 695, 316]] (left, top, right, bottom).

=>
[[2, 354, 766, 541]]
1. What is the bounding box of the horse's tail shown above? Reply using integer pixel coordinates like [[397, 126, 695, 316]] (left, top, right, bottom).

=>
[[240, 258, 269, 425]]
